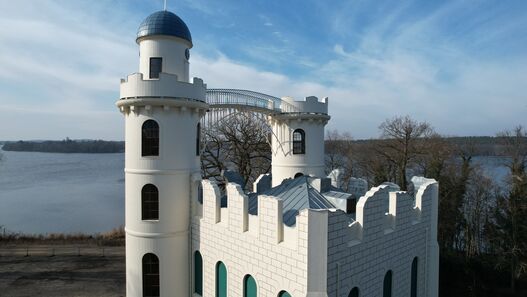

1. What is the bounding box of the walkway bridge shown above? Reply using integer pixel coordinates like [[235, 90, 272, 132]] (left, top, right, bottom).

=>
[[205, 89, 300, 114]]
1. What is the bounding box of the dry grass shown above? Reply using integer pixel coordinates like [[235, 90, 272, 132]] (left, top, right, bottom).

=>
[[0, 226, 125, 246]]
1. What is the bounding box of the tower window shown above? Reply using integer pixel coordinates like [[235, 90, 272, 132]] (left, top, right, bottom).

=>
[[348, 287, 359, 297], [244, 275, 257, 297], [150, 57, 162, 79], [411, 257, 418, 297], [292, 129, 305, 154], [143, 253, 160, 297], [383, 270, 392, 297], [142, 120, 159, 156], [194, 251, 203, 295], [142, 184, 159, 220], [196, 123, 201, 156], [278, 291, 291, 297]]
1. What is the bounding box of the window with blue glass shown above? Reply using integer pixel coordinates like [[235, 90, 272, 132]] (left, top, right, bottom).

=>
[[149, 57, 162, 79]]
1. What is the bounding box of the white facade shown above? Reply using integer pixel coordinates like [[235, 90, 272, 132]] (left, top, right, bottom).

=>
[[118, 10, 439, 297], [270, 96, 330, 187]]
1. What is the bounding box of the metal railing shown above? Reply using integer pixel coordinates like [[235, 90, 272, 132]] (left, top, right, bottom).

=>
[[205, 89, 300, 113]]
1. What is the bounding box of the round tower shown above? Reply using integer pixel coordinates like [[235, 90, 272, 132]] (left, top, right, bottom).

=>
[[116, 11, 207, 297], [270, 96, 330, 186]]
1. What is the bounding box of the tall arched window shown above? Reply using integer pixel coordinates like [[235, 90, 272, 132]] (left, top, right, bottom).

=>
[[142, 184, 159, 220], [278, 291, 291, 297], [142, 120, 159, 156], [292, 129, 305, 154], [348, 287, 359, 297], [143, 253, 160, 297], [383, 270, 392, 297], [216, 261, 227, 297], [194, 251, 203, 295], [244, 275, 257, 297], [196, 123, 201, 156], [411, 257, 418, 297]]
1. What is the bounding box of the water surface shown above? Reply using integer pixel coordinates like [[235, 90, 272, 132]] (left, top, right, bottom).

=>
[[0, 149, 124, 234]]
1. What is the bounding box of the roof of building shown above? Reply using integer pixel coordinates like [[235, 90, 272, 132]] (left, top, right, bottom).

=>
[[248, 176, 344, 226], [136, 11, 192, 44]]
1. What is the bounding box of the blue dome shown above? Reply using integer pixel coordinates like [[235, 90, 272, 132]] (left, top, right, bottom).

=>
[[136, 11, 192, 44]]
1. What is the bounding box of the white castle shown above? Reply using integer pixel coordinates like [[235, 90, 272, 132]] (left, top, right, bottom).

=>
[[116, 10, 439, 297]]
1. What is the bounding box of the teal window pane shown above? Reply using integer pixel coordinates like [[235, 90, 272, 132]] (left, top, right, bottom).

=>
[[194, 251, 203, 295], [348, 287, 359, 297], [278, 291, 291, 297], [244, 275, 257, 297], [383, 270, 392, 297], [216, 262, 227, 297], [411, 258, 418, 297]]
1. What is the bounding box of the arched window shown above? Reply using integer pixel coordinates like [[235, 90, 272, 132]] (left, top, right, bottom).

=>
[[411, 257, 418, 297], [194, 251, 203, 295], [383, 270, 392, 297], [278, 291, 291, 297], [292, 129, 305, 154], [216, 261, 227, 297], [142, 120, 159, 156], [294, 172, 304, 178], [142, 184, 159, 220], [348, 287, 359, 297], [196, 122, 201, 156], [244, 275, 257, 297], [143, 253, 160, 297]]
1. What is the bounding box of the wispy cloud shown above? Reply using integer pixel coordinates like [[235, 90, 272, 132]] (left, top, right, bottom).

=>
[[0, 0, 526, 140]]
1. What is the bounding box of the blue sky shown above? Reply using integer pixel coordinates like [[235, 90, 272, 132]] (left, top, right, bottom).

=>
[[0, 0, 526, 140]]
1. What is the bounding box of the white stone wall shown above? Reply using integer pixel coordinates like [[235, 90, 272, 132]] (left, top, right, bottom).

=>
[[325, 178, 439, 297], [192, 181, 330, 297]]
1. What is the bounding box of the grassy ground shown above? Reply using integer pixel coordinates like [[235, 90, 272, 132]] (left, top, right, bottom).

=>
[[0, 245, 125, 297]]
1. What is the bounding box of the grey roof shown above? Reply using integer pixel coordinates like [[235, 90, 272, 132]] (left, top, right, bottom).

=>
[[137, 11, 192, 44], [248, 176, 336, 226]]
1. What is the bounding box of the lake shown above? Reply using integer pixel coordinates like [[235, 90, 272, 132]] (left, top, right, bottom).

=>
[[0, 149, 124, 234], [0, 149, 511, 234]]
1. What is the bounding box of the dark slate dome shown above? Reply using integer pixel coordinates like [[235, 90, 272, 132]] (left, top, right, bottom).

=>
[[136, 11, 192, 44]]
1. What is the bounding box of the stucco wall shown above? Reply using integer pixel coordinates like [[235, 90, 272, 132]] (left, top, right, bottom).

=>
[[325, 179, 438, 297]]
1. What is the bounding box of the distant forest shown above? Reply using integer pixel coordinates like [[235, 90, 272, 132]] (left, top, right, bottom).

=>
[[353, 136, 524, 157], [1, 139, 124, 153], [0, 136, 521, 155]]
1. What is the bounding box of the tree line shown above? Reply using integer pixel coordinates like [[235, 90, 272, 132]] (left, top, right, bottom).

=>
[[325, 116, 527, 296], [2, 138, 124, 153]]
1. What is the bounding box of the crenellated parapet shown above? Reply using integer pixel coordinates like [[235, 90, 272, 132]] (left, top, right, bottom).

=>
[[280, 96, 328, 114], [197, 177, 437, 251], [117, 72, 207, 106], [327, 177, 437, 248]]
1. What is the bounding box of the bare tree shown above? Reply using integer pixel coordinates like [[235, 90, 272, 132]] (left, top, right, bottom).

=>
[[325, 129, 354, 186], [377, 115, 435, 190], [488, 126, 527, 292], [200, 112, 271, 190]]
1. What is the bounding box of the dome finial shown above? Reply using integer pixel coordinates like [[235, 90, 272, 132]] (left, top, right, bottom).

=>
[[163, 0, 167, 11]]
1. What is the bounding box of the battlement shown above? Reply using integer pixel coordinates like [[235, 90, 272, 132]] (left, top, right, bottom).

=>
[[119, 72, 206, 101], [280, 95, 329, 114], [195, 177, 437, 250]]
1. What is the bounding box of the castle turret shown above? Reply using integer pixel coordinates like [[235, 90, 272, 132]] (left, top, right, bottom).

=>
[[270, 96, 330, 186], [116, 10, 208, 297]]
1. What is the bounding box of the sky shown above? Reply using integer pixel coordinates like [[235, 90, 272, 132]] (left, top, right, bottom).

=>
[[0, 0, 526, 140]]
